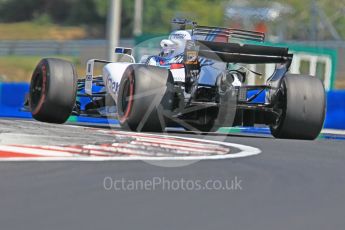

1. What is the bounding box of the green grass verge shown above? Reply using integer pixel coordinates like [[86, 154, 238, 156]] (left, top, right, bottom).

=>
[[0, 22, 86, 40], [0, 55, 83, 82]]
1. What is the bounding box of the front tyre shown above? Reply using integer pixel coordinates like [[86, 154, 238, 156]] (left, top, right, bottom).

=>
[[29, 58, 77, 124], [270, 74, 326, 140]]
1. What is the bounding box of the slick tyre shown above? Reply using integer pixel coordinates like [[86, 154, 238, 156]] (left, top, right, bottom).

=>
[[29, 58, 77, 124], [270, 74, 326, 140], [117, 65, 174, 132]]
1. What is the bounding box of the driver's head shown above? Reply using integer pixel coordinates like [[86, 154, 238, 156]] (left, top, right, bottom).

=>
[[160, 30, 191, 58]]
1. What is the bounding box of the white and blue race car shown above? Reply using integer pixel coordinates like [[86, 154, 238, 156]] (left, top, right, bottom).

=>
[[28, 18, 325, 140]]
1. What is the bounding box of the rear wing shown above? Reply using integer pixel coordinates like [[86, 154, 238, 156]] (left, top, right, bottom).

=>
[[171, 18, 265, 43], [192, 26, 265, 43], [185, 40, 293, 64]]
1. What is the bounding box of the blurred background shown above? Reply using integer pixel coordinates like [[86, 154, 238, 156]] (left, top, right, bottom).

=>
[[0, 0, 344, 89], [0, 0, 344, 130], [0, 0, 345, 90]]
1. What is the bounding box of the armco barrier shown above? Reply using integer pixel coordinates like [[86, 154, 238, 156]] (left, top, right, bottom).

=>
[[0, 83, 344, 129]]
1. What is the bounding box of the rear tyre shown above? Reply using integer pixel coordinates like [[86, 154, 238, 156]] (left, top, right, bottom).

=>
[[29, 58, 77, 124], [117, 65, 174, 132], [270, 74, 326, 140]]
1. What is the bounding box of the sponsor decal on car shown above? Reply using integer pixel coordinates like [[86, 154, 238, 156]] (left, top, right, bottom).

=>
[[106, 75, 120, 94]]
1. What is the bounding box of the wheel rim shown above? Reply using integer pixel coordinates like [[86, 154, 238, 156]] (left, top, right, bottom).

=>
[[119, 74, 134, 123], [270, 81, 287, 133], [30, 64, 47, 115], [121, 79, 130, 111], [30, 72, 43, 107]]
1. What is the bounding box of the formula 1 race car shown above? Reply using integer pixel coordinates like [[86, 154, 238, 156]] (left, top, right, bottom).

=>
[[28, 18, 325, 140]]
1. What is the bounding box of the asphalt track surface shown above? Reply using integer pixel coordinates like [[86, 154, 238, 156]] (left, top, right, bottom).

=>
[[0, 119, 345, 230]]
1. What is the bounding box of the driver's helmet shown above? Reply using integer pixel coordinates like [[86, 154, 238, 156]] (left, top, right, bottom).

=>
[[160, 30, 192, 58]]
